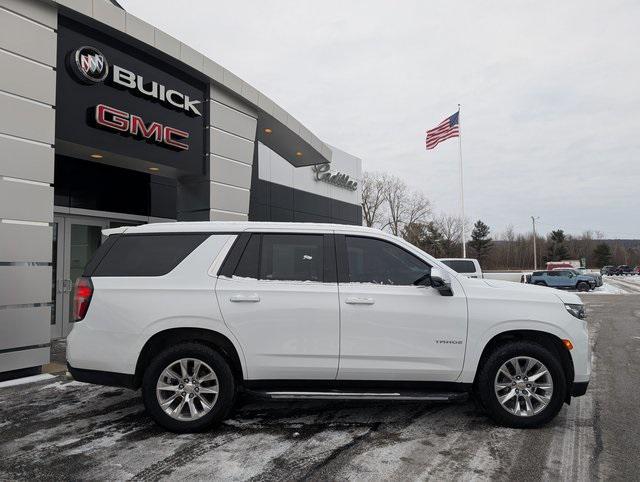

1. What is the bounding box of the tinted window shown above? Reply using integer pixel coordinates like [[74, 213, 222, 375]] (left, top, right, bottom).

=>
[[260, 234, 324, 282], [91, 233, 209, 277], [345, 236, 429, 285], [234, 234, 260, 278], [441, 260, 476, 273]]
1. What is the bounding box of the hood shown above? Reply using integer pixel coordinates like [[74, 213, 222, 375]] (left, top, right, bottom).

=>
[[478, 278, 582, 305]]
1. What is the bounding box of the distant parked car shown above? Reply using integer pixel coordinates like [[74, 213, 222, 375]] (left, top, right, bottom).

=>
[[530, 270, 595, 292], [553, 267, 603, 287], [617, 265, 634, 276], [634, 266, 640, 275], [438, 258, 483, 278], [600, 266, 615, 275]]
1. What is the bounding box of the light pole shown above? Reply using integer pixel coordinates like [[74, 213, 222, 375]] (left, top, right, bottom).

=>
[[531, 216, 540, 270]]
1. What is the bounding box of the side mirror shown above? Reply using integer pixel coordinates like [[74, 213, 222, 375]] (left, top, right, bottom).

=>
[[429, 267, 454, 296]]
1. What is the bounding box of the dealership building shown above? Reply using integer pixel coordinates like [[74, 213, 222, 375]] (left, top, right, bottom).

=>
[[0, 0, 362, 375]]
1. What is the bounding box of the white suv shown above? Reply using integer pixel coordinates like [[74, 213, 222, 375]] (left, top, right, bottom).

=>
[[67, 222, 590, 432]]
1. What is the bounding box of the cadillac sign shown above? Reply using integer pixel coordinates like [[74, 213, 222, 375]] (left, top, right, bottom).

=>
[[312, 163, 358, 191]]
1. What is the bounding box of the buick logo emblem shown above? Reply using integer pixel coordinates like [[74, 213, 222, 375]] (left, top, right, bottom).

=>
[[70, 46, 109, 83]]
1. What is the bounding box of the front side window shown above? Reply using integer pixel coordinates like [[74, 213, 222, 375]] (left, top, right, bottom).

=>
[[345, 236, 429, 285]]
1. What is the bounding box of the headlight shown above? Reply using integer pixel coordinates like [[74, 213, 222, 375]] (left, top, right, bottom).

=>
[[565, 303, 586, 319]]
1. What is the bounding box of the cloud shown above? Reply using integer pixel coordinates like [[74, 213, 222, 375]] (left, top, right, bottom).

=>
[[120, 0, 640, 238]]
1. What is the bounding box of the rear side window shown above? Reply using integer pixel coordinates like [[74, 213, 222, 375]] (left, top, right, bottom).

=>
[[233, 234, 260, 279], [90, 233, 209, 277], [441, 260, 476, 273], [260, 234, 324, 281]]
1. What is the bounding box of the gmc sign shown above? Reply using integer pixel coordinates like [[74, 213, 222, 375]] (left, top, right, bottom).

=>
[[95, 104, 189, 151]]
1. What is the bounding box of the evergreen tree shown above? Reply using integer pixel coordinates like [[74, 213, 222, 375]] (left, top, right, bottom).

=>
[[593, 243, 612, 267], [468, 220, 493, 264], [546, 229, 569, 261]]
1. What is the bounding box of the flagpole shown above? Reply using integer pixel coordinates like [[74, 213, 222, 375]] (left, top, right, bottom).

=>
[[458, 104, 467, 258]]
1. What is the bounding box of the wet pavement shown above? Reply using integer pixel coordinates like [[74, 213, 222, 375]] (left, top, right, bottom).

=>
[[0, 294, 638, 481]]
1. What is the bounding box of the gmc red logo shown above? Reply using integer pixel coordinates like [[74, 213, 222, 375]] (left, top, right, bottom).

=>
[[94, 104, 189, 151]]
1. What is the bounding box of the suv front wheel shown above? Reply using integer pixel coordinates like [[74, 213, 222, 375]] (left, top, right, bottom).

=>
[[476, 341, 566, 428], [142, 342, 236, 433]]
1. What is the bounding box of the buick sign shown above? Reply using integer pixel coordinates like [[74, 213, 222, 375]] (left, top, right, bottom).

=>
[[71, 46, 109, 83], [68, 46, 202, 117]]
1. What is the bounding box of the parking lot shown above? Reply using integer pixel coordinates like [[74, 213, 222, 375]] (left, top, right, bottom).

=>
[[0, 292, 638, 481]]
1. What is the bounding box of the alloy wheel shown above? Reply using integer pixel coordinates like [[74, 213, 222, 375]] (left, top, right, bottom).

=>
[[494, 356, 553, 417], [156, 358, 219, 421]]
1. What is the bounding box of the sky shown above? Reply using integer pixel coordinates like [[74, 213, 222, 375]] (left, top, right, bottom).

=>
[[121, 0, 640, 238]]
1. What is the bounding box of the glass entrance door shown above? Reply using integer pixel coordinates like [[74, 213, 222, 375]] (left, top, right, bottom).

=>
[[51, 216, 108, 339]]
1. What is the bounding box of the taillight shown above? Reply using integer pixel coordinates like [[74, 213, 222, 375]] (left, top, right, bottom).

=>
[[73, 277, 94, 321]]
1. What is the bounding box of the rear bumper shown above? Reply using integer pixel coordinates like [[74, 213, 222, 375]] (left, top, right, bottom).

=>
[[67, 363, 137, 389], [571, 381, 589, 397]]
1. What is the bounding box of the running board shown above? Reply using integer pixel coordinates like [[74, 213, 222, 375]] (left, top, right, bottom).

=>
[[245, 389, 468, 402]]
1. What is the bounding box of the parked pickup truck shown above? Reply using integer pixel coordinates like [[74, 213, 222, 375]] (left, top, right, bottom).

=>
[[530, 270, 595, 291], [439, 258, 483, 278], [553, 267, 603, 287]]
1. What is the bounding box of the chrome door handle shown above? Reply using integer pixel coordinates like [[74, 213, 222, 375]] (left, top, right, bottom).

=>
[[230, 294, 261, 302], [345, 297, 375, 305]]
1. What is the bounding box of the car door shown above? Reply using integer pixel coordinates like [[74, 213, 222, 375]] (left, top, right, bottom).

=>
[[557, 271, 573, 288], [216, 232, 340, 380], [336, 234, 468, 382], [545, 271, 560, 287]]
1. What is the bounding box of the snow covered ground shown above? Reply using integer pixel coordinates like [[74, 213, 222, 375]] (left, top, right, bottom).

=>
[[586, 275, 640, 295]]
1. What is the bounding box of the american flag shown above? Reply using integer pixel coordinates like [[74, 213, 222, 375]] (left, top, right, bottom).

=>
[[425, 111, 459, 150]]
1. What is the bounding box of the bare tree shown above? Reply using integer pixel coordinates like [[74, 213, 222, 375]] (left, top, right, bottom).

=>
[[360, 172, 388, 228], [405, 191, 432, 227], [433, 213, 467, 257], [380, 176, 432, 236], [383, 175, 408, 236]]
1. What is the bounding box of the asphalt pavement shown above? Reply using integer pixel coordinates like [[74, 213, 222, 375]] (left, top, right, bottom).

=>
[[0, 293, 638, 480]]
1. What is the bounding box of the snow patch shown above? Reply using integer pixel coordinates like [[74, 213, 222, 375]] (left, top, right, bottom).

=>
[[0, 373, 54, 389]]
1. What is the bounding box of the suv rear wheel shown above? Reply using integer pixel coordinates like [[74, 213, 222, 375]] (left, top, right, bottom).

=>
[[477, 341, 566, 428], [142, 342, 236, 433]]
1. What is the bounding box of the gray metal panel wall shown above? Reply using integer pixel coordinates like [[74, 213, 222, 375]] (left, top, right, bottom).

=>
[[0, 0, 56, 373], [208, 86, 257, 221]]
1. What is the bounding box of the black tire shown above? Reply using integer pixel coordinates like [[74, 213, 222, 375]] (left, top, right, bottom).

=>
[[142, 342, 236, 433], [577, 281, 589, 292], [476, 341, 566, 428], [534, 281, 547, 286]]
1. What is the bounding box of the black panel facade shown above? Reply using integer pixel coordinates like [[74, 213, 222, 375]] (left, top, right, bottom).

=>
[[249, 158, 362, 225], [56, 16, 208, 175], [54, 155, 177, 219]]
